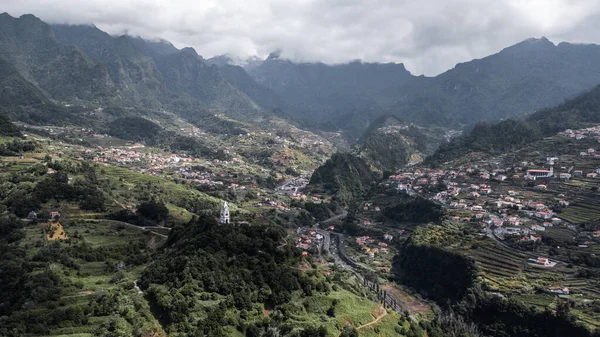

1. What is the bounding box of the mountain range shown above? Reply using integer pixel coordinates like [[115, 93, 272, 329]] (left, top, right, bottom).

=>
[[0, 13, 270, 130], [4, 13, 600, 142], [242, 37, 600, 137]]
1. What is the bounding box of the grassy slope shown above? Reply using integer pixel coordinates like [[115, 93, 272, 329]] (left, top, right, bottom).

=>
[[20, 221, 165, 336]]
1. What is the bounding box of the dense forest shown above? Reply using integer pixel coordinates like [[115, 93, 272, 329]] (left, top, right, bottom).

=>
[[140, 216, 333, 336], [392, 239, 477, 302], [456, 286, 599, 337], [360, 132, 412, 172], [0, 214, 161, 336], [426, 119, 542, 166], [0, 115, 22, 137], [383, 195, 443, 224], [2, 159, 107, 217], [427, 84, 600, 166], [107, 117, 164, 143], [309, 153, 377, 206]]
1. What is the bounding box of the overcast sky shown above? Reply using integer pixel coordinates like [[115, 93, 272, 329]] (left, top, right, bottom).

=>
[[4, 0, 600, 75]]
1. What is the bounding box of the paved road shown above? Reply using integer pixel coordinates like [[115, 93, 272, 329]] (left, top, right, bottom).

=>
[[321, 230, 411, 315], [321, 211, 348, 224], [313, 211, 348, 257]]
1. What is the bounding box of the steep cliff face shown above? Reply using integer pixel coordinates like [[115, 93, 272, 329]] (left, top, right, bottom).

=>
[[0, 13, 114, 103]]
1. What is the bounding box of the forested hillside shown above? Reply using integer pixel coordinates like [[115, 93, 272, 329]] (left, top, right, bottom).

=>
[[247, 55, 413, 131], [140, 216, 333, 336], [393, 225, 477, 302], [0, 115, 21, 137], [6, 13, 600, 145], [426, 120, 543, 166], [0, 57, 79, 124], [309, 153, 376, 206], [359, 132, 412, 172], [0, 14, 275, 130], [427, 85, 600, 166]]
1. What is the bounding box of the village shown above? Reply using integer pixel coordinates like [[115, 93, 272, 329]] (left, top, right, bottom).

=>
[[370, 127, 600, 296], [12, 118, 600, 324]]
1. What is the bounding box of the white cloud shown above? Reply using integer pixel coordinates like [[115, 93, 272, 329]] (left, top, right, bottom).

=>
[[3, 0, 600, 75]]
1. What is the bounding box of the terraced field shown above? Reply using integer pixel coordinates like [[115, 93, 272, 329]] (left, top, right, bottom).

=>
[[543, 227, 577, 242], [97, 164, 227, 213], [465, 243, 526, 279], [559, 198, 600, 224]]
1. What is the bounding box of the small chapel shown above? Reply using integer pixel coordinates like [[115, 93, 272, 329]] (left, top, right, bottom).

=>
[[219, 201, 230, 224]]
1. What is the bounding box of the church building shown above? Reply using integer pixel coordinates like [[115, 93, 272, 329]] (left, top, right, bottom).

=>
[[219, 201, 230, 224]]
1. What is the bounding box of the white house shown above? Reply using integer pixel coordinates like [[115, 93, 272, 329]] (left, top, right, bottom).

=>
[[559, 173, 572, 180]]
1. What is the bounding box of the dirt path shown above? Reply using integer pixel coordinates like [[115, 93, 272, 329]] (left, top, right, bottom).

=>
[[356, 305, 388, 330]]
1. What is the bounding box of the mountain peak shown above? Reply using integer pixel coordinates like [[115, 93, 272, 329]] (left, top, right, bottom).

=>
[[205, 54, 235, 67], [181, 47, 199, 56], [18, 13, 42, 22], [524, 36, 552, 44], [509, 36, 555, 51]]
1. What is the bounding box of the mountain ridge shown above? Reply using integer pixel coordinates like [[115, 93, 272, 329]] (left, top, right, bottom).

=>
[[242, 36, 600, 137], [5, 13, 600, 147], [0, 13, 279, 129]]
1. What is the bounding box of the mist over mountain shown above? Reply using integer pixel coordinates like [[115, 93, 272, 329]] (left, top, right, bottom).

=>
[[0, 13, 276, 128], [244, 37, 600, 137], [4, 13, 600, 143]]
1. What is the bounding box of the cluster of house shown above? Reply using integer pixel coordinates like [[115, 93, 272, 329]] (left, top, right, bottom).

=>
[[178, 168, 225, 186], [380, 124, 410, 135], [356, 233, 394, 258], [559, 126, 600, 142], [354, 233, 394, 258], [177, 160, 259, 188], [253, 197, 290, 210], [277, 177, 310, 195], [27, 210, 61, 222], [362, 202, 381, 212], [85, 147, 192, 170], [241, 129, 326, 149], [295, 229, 323, 251], [386, 164, 576, 243], [179, 126, 203, 138]]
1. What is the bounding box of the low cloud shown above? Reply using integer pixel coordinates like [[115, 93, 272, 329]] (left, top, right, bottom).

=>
[[4, 0, 600, 75]]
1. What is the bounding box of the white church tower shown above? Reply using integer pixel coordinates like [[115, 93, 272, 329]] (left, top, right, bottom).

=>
[[219, 201, 230, 224]]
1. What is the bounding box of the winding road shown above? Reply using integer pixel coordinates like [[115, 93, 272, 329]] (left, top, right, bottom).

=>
[[310, 212, 418, 315]]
